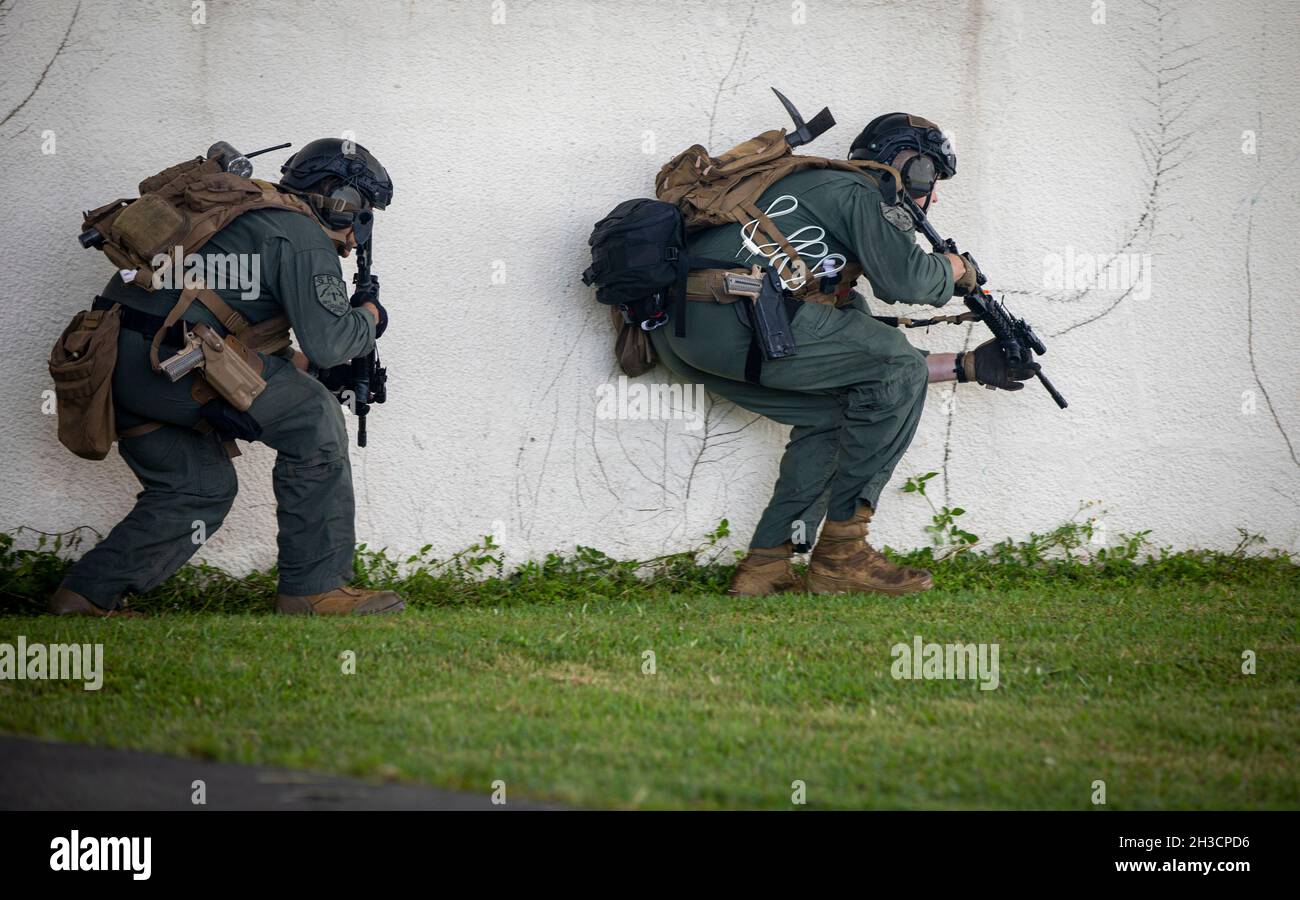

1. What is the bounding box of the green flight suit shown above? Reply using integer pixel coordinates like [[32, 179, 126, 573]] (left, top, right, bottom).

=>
[[649, 168, 954, 550], [61, 207, 376, 609]]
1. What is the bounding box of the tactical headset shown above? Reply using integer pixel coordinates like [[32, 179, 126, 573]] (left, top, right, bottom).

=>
[[279, 139, 393, 241], [848, 113, 956, 206], [311, 188, 377, 248], [314, 182, 373, 234]]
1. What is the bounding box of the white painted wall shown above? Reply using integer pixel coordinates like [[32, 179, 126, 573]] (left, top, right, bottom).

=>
[[2, 0, 1297, 576]]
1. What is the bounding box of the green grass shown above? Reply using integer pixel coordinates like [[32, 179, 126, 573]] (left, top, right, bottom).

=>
[[2, 520, 1300, 806], [0, 523, 1297, 809]]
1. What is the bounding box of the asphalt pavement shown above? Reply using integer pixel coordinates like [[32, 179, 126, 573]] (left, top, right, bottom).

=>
[[0, 735, 560, 810]]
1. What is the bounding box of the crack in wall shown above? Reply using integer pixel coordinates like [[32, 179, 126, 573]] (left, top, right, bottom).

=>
[[1045, 0, 1199, 336], [996, 2, 1198, 325], [940, 321, 976, 509], [1243, 27, 1299, 470], [1243, 208, 1297, 468], [0, 0, 81, 129], [683, 398, 761, 501], [938, 0, 989, 509], [513, 305, 600, 540], [706, 0, 759, 148], [584, 361, 624, 503]]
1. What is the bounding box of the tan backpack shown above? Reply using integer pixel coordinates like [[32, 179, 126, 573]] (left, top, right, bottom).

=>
[[654, 127, 901, 297], [51, 156, 321, 459], [78, 155, 318, 291]]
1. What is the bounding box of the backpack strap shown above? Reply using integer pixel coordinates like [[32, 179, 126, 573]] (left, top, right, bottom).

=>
[[733, 200, 811, 293], [148, 284, 290, 372], [843, 159, 905, 204], [730, 161, 902, 296], [176, 182, 318, 260], [672, 250, 688, 338]]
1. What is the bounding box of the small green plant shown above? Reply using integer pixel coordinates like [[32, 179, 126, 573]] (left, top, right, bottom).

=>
[[901, 472, 978, 556], [0, 513, 1294, 616], [0, 527, 96, 611]]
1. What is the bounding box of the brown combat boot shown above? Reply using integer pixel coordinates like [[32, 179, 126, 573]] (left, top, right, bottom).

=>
[[276, 585, 406, 616], [807, 504, 933, 596], [47, 586, 139, 617], [728, 542, 803, 596]]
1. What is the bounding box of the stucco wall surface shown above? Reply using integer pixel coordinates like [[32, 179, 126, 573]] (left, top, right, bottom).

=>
[[1, 0, 1296, 573]]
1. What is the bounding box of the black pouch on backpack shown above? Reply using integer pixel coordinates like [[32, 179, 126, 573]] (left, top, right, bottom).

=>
[[582, 198, 736, 343], [582, 199, 684, 307]]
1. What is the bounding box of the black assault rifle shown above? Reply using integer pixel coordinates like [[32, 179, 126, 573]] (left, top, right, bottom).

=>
[[887, 193, 1068, 409], [346, 210, 387, 446], [768, 89, 1066, 409]]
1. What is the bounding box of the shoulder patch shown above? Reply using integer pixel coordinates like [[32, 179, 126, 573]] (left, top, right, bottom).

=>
[[880, 201, 915, 233], [313, 274, 350, 316]]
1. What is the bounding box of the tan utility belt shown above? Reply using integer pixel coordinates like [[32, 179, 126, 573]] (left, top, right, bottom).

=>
[[685, 267, 855, 308]]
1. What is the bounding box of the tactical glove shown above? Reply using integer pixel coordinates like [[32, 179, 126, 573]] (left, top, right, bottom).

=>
[[952, 252, 979, 296], [956, 339, 1037, 391], [351, 276, 387, 339]]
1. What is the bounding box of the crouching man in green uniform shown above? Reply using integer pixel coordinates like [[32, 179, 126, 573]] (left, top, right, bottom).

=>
[[650, 113, 1033, 597], [50, 139, 403, 617]]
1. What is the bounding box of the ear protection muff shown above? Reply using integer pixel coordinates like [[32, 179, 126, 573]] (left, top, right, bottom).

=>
[[317, 184, 369, 230], [899, 153, 938, 199], [848, 112, 956, 208]]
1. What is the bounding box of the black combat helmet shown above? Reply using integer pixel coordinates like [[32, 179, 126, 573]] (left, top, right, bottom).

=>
[[849, 113, 955, 201], [279, 138, 394, 230]]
